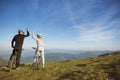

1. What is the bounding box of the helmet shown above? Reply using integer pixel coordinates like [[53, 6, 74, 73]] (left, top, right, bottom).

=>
[[18, 29, 24, 34], [37, 34, 42, 38], [37, 34, 42, 36]]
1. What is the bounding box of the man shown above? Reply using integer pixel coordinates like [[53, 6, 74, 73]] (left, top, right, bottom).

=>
[[8, 29, 30, 70]]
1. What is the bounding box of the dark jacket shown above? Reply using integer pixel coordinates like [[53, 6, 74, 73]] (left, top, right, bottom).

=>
[[11, 31, 29, 50]]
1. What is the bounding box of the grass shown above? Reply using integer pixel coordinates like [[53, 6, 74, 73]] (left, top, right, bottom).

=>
[[0, 52, 120, 80]]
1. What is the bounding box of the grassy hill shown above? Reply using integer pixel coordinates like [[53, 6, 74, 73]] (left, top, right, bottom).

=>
[[0, 51, 120, 80]]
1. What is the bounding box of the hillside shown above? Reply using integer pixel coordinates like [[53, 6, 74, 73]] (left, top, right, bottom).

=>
[[0, 51, 120, 80], [0, 57, 8, 66]]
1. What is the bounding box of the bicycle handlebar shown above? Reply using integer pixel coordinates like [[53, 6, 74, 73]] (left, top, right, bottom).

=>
[[12, 47, 24, 50], [32, 47, 36, 49]]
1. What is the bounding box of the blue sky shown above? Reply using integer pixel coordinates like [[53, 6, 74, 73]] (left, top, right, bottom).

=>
[[0, 0, 120, 51]]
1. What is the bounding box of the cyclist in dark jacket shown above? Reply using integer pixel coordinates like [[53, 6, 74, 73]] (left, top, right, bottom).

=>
[[8, 29, 30, 69]]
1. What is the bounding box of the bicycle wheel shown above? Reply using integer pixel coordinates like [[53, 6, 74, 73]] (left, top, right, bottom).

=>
[[37, 57, 42, 69], [9, 56, 16, 72]]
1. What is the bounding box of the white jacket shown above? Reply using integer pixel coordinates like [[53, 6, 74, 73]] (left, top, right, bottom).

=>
[[32, 32, 44, 51], [32, 32, 45, 67]]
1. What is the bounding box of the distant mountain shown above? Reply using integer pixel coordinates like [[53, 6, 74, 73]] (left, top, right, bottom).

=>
[[99, 51, 120, 57], [0, 57, 8, 66], [0, 49, 114, 63], [21, 52, 95, 63], [45, 52, 95, 61], [21, 50, 113, 63], [45, 49, 113, 54]]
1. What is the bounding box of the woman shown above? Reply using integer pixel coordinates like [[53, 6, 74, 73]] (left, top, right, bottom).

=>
[[32, 32, 45, 68]]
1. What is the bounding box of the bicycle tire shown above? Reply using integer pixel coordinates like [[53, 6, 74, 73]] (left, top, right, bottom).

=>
[[37, 57, 42, 69], [9, 56, 16, 72]]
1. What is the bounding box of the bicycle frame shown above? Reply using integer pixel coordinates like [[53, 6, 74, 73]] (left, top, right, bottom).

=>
[[32, 47, 42, 69]]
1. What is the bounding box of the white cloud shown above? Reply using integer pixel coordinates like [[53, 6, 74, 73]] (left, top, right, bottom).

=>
[[63, 0, 120, 42], [75, 16, 120, 41], [75, 25, 116, 41]]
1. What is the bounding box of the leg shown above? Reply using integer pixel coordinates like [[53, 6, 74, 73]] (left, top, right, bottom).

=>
[[33, 48, 39, 63], [8, 49, 15, 66], [41, 50, 45, 68], [32, 56, 37, 67], [9, 49, 15, 61], [32, 48, 38, 66], [16, 50, 22, 68], [33, 56, 37, 63]]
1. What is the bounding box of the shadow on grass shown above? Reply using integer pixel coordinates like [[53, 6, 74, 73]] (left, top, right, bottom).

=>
[[58, 70, 85, 80], [0, 65, 9, 72], [99, 61, 120, 80], [75, 64, 87, 67]]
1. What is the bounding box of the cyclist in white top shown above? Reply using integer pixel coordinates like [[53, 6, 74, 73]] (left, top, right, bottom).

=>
[[32, 32, 45, 68]]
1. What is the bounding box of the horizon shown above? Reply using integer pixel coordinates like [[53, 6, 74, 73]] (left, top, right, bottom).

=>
[[0, 0, 120, 52], [0, 48, 116, 59]]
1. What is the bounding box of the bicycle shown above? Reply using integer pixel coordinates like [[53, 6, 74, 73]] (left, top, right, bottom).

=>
[[8, 49, 17, 72], [32, 47, 42, 69], [8, 49, 24, 72]]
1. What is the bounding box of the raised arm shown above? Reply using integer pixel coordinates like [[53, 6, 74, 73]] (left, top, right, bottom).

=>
[[24, 28, 30, 37], [32, 32, 37, 40]]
